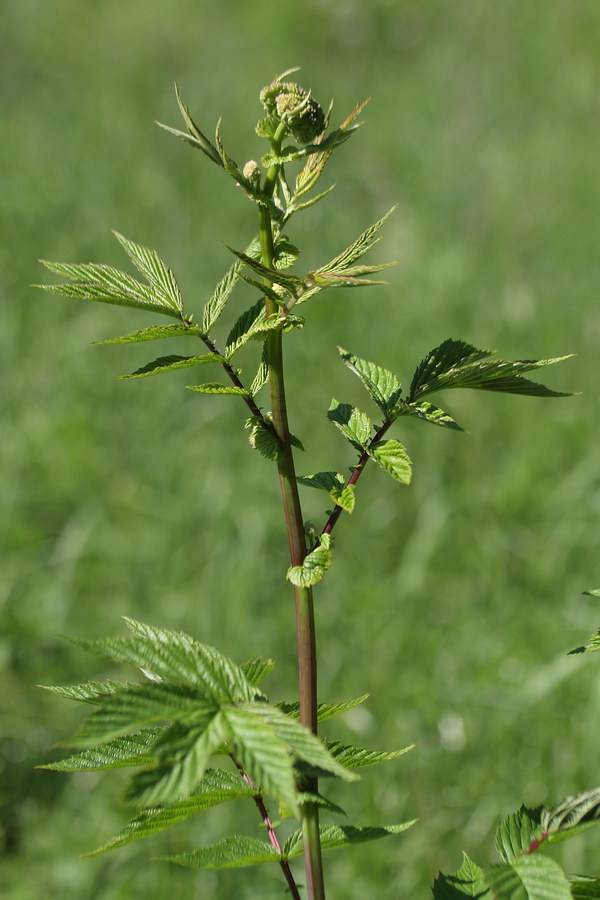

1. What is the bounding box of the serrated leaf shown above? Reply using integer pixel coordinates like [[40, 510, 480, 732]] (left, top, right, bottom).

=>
[[225, 245, 304, 295], [329, 483, 355, 513], [542, 787, 600, 834], [324, 740, 414, 771], [187, 382, 250, 396], [327, 400, 372, 449], [314, 207, 396, 277], [495, 806, 544, 862], [250, 344, 269, 396], [246, 417, 282, 462], [287, 538, 333, 588], [409, 339, 572, 401], [432, 853, 490, 898], [94, 324, 200, 345], [397, 400, 463, 431], [35, 262, 182, 319], [112, 231, 183, 313], [571, 877, 600, 899], [284, 821, 415, 860], [61, 683, 218, 749], [171, 84, 222, 165], [38, 728, 162, 771], [278, 693, 370, 723], [296, 472, 346, 493], [368, 439, 412, 485], [39, 680, 129, 704], [484, 854, 571, 899], [223, 706, 299, 817], [225, 298, 266, 356], [201, 261, 242, 334], [123, 713, 228, 807], [569, 630, 600, 655], [87, 768, 255, 856], [240, 658, 276, 687], [238, 703, 358, 783], [338, 348, 402, 415], [121, 353, 222, 379], [161, 835, 281, 869], [273, 237, 299, 270]]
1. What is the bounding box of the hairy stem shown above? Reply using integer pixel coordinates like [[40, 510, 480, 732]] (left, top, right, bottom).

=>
[[260, 129, 326, 900], [233, 758, 302, 900]]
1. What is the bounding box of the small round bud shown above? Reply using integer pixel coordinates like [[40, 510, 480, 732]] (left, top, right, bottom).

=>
[[242, 159, 260, 183], [259, 80, 325, 145]]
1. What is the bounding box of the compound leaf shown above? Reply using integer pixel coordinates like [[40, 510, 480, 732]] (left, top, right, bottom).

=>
[[314, 207, 396, 276], [112, 231, 183, 314]]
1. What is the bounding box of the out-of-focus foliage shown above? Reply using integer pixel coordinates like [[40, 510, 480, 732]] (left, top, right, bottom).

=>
[[2, 1, 599, 897]]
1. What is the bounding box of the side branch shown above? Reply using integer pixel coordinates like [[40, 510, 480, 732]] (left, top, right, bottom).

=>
[[199, 332, 267, 424]]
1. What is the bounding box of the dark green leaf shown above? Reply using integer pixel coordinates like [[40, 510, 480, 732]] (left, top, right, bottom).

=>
[[397, 400, 463, 431], [240, 658, 276, 687], [432, 853, 490, 898], [571, 877, 600, 899], [542, 787, 600, 835], [120, 354, 222, 380], [278, 694, 370, 723], [94, 324, 200, 345]]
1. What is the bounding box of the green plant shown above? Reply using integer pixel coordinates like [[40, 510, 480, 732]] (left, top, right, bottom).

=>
[[35, 70, 592, 898]]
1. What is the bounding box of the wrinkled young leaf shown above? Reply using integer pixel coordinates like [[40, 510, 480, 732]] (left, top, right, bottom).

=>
[[495, 806, 544, 863], [409, 339, 572, 401], [432, 853, 490, 899], [338, 348, 402, 416], [330, 483, 355, 513], [201, 260, 242, 334], [246, 418, 282, 463], [483, 854, 571, 899], [287, 536, 333, 588], [327, 400, 372, 450], [120, 354, 222, 380], [225, 245, 304, 296], [38, 728, 162, 771], [250, 344, 270, 396], [542, 787, 600, 838], [278, 693, 370, 723], [368, 439, 412, 485], [161, 835, 281, 869], [284, 822, 415, 860], [297, 472, 346, 493], [87, 768, 256, 856], [112, 231, 183, 314], [273, 237, 299, 270], [397, 400, 463, 431], [240, 657, 276, 687], [187, 383, 251, 396], [94, 323, 201, 345]]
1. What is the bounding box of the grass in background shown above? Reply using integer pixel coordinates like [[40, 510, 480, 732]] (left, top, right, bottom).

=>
[[1, 1, 599, 896]]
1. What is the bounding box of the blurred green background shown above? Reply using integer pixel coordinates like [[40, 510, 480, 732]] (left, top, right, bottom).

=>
[[2, 0, 599, 896]]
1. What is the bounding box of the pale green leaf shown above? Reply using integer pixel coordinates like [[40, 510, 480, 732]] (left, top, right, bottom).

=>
[[187, 383, 250, 396], [284, 821, 415, 860], [201, 260, 242, 334], [160, 835, 281, 869], [569, 630, 600, 655], [112, 231, 183, 313], [330, 483, 355, 513], [368, 439, 412, 485], [314, 207, 396, 276], [225, 299, 266, 356], [542, 787, 600, 834], [278, 694, 371, 723], [397, 400, 463, 431], [273, 237, 299, 271], [287, 538, 333, 588], [250, 344, 269, 396], [584, 589, 600, 598], [246, 418, 282, 462], [94, 324, 201, 345], [495, 806, 544, 862], [38, 729, 162, 771], [223, 707, 299, 816], [120, 354, 222, 379], [86, 768, 256, 856], [484, 854, 571, 899], [327, 400, 372, 449], [172, 83, 222, 165], [225, 245, 304, 295], [39, 680, 129, 705], [338, 348, 402, 415], [324, 740, 415, 771]]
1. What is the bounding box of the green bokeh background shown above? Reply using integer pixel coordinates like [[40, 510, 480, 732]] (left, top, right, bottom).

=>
[[2, 1, 599, 897]]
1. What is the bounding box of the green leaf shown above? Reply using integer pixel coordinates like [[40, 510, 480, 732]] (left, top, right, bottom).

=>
[[240, 657, 276, 687], [225, 245, 304, 296], [569, 629, 600, 655], [187, 383, 250, 396], [273, 237, 299, 270], [238, 703, 358, 783], [112, 231, 183, 314], [584, 589, 600, 598], [71, 618, 254, 703], [38, 680, 129, 704], [86, 769, 256, 856], [120, 354, 222, 379], [201, 261, 242, 334], [284, 821, 415, 860], [250, 344, 269, 396], [297, 471, 346, 493], [123, 713, 229, 807], [160, 83, 223, 165], [314, 207, 397, 276], [287, 536, 333, 588], [571, 877, 600, 899], [246, 417, 282, 462], [35, 262, 182, 319], [338, 348, 402, 416], [324, 740, 415, 771], [495, 806, 544, 862], [327, 400, 372, 449], [397, 400, 463, 431], [38, 729, 162, 771], [368, 439, 412, 485], [433, 853, 490, 898], [62, 683, 218, 748], [542, 787, 600, 835], [94, 324, 201, 344], [409, 339, 572, 400], [223, 706, 299, 816], [483, 854, 571, 899], [225, 298, 266, 356], [160, 835, 281, 869], [278, 693, 370, 723], [330, 483, 355, 513]]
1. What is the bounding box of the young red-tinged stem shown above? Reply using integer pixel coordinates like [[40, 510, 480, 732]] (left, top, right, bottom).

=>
[[260, 124, 326, 900]]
